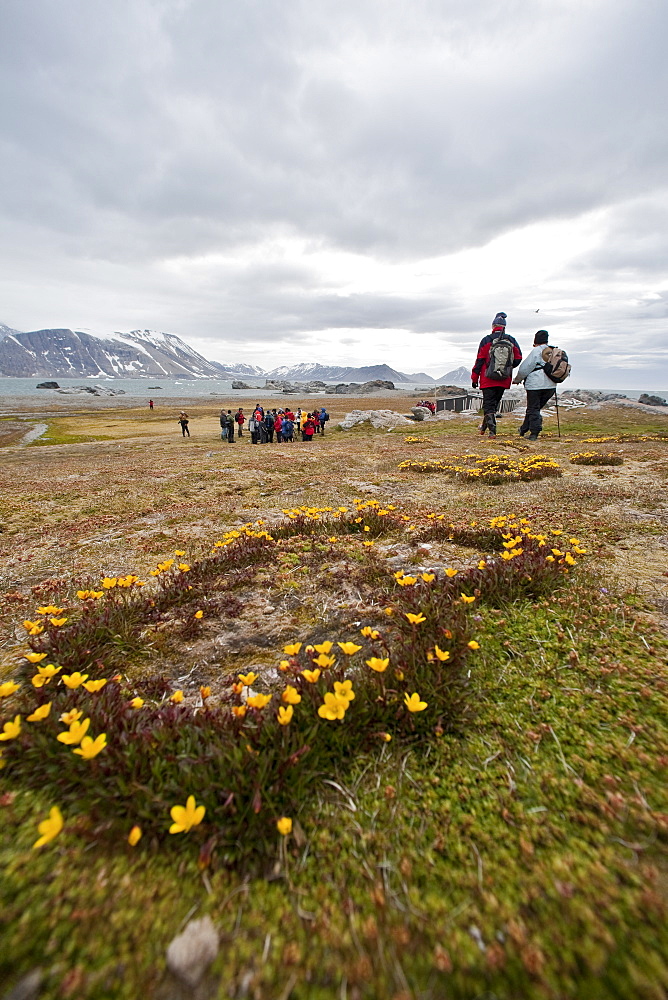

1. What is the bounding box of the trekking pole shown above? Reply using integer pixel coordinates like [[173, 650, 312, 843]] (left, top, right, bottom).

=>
[[555, 388, 561, 438]]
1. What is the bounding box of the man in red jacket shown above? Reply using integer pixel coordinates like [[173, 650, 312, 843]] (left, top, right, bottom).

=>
[[471, 312, 522, 437]]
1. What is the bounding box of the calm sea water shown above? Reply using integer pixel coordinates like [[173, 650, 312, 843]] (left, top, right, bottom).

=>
[[0, 377, 666, 406]]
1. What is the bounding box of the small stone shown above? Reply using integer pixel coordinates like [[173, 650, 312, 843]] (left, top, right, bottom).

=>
[[166, 916, 219, 988]]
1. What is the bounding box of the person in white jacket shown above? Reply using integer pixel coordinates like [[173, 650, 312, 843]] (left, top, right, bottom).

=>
[[513, 330, 556, 440]]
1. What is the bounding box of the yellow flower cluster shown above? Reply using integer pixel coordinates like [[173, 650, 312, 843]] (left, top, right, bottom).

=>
[[211, 524, 275, 551], [399, 453, 561, 483], [569, 452, 623, 466]]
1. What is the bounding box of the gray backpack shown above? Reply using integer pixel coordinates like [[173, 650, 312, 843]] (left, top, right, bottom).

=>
[[486, 335, 514, 381]]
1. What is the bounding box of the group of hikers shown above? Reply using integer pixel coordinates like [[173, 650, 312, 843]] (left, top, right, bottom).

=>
[[471, 312, 570, 439], [218, 405, 330, 444], [176, 406, 330, 441]]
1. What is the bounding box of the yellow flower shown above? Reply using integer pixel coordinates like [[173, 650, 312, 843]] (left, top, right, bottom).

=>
[[178, 563, 191, 572], [73, 733, 107, 759], [360, 626, 380, 639], [277, 705, 294, 726], [404, 692, 428, 713], [38, 664, 60, 679], [60, 708, 82, 724], [27, 703, 51, 722], [57, 718, 90, 745], [129, 697, 144, 709], [169, 795, 205, 834], [194, 610, 204, 619], [247, 693, 271, 709], [170, 690, 184, 704], [564, 553, 576, 566], [0, 715, 21, 740], [33, 806, 64, 849], [313, 653, 336, 668], [460, 594, 476, 604], [313, 641, 333, 654], [231, 705, 247, 718], [238, 672, 258, 686], [83, 679, 107, 693], [277, 816, 292, 836], [366, 657, 389, 673], [0, 681, 20, 698], [174, 549, 186, 556], [318, 692, 348, 721], [35, 605, 64, 615], [405, 612, 427, 625], [279, 660, 290, 671], [445, 568, 458, 578], [434, 645, 450, 661], [363, 540, 374, 547], [478, 560, 486, 570], [328, 536, 337, 543], [333, 680, 355, 703], [25, 652, 47, 663], [62, 672, 88, 689], [301, 668, 321, 683], [396, 576, 417, 586], [384, 607, 394, 616], [337, 642, 362, 655], [128, 825, 142, 846], [282, 685, 301, 705], [380, 732, 392, 742], [467, 640, 480, 650], [283, 642, 302, 656], [25, 624, 44, 636], [421, 573, 435, 583], [545, 555, 555, 563], [102, 577, 117, 589], [551, 549, 563, 557], [49, 617, 67, 627], [200, 685, 211, 699]]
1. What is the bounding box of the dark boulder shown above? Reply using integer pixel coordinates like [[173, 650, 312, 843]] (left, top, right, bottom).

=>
[[36, 381, 59, 389], [638, 394, 667, 407]]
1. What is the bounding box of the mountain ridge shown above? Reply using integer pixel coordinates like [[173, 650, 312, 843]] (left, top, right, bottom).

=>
[[0, 323, 446, 382]]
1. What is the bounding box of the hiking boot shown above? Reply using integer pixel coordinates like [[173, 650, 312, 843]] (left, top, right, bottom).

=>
[[518, 430, 526, 437], [528, 434, 539, 441], [479, 425, 486, 435]]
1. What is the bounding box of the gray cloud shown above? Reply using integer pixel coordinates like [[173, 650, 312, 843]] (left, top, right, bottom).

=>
[[1, 0, 667, 385]]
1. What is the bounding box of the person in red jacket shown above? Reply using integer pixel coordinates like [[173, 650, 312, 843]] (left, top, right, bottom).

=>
[[302, 414, 315, 442], [471, 312, 522, 437]]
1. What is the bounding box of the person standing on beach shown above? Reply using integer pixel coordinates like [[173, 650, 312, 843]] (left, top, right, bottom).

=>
[[178, 412, 190, 437], [471, 312, 522, 437], [149, 399, 154, 410], [513, 330, 556, 441], [235, 408, 244, 437]]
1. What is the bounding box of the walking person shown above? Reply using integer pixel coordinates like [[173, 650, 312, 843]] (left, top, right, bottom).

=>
[[471, 312, 522, 438], [514, 330, 569, 440], [178, 411, 190, 437]]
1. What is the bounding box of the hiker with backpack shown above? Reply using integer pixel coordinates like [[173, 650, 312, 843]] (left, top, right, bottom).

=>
[[514, 330, 571, 440], [471, 312, 522, 437]]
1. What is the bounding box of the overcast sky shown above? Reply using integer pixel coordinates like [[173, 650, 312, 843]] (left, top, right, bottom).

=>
[[1, 0, 667, 386]]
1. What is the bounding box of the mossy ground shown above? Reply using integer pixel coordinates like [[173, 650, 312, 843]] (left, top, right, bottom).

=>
[[1, 396, 667, 999]]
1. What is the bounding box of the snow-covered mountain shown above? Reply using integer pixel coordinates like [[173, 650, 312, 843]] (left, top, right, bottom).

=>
[[263, 362, 434, 383], [0, 326, 255, 379], [436, 366, 470, 386]]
